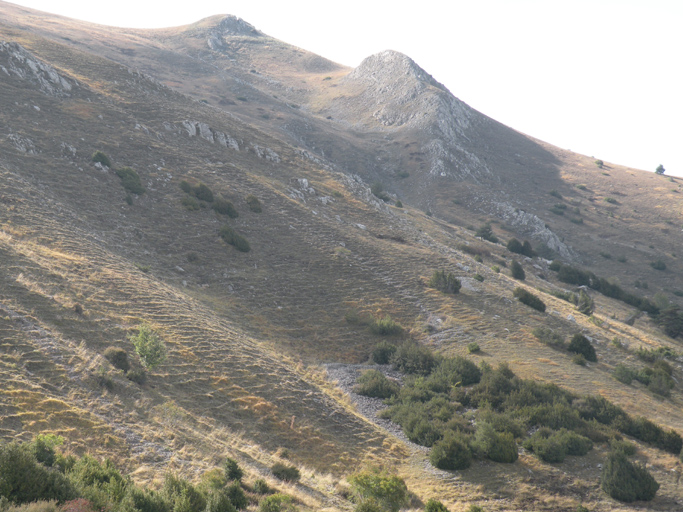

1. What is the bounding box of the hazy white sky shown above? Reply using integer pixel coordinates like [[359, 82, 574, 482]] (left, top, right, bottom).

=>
[[7, 0, 683, 176]]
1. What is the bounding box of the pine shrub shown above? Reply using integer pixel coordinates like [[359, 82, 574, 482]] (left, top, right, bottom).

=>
[[371, 341, 397, 364], [429, 432, 472, 470], [246, 195, 262, 213], [224, 458, 243, 482], [354, 370, 400, 399], [116, 167, 145, 195], [601, 451, 659, 502], [271, 463, 300, 482], [214, 197, 239, 218], [253, 479, 270, 495], [258, 494, 295, 512], [567, 334, 597, 362], [428, 270, 461, 294], [103, 347, 130, 372], [220, 226, 250, 252], [424, 499, 448, 512], [391, 342, 436, 375], [510, 260, 525, 280], [513, 287, 545, 312], [92, 151, 112, 167]]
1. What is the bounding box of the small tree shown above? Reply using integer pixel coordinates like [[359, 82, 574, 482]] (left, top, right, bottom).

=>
[[92, 151, 112, 168], [129, 323, 166, 370], [655, 164, 665, 175], [476, 223, 498, 243], [576, 290, 594, 316], [510, 260, 525, 280], [428, 270, 461, 294], [224, 458, 243, 482], [568, 334, 597, 362], [347, 469, 408, 512], [601, 450, 659, 502]]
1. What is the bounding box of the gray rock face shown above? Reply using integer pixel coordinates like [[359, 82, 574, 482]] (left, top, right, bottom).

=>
[[334, 50, 492, 183], [0, 41, 75, 97], [494, 201, 578, 261], [181, 120, 240, 150]]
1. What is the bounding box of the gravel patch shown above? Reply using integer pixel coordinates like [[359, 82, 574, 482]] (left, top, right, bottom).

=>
[[325, 363, 425, 451]]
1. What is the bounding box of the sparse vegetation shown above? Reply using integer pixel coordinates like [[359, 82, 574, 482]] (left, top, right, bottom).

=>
[[246, 195, 262, 213], [475, 223, 498, 243], [513, 287, 545, 311], [103, 347, 129, 372], [271, 463, 300, 482], [116, 167, 145, 195], [650, 259, 666, 271], [428, 270, 461, 294], [92, 150, 112, 167], [220, 225, 250, 252]]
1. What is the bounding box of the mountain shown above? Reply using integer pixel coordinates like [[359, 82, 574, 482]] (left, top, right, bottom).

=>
[[1, 2, 683, 511]]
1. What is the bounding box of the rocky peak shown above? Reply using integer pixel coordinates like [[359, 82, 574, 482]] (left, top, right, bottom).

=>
[[347, 50, 445, 92], [207, 15, 262, 50]]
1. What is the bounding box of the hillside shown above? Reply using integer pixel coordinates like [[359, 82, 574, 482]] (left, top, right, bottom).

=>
[[1, 2, 683, 511]]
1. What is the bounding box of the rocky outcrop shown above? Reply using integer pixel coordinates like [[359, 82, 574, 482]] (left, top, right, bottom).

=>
[[0, 41, 76, 97], [206, 15, 263, 51], [494, 201, 578, 261], [181, 120, 240, 150]]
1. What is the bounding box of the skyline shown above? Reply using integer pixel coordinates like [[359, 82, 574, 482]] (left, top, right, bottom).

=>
[[6, 0, 682, 176]]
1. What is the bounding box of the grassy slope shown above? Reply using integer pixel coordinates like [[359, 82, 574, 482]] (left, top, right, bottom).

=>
[[1, 4, 683, 510]]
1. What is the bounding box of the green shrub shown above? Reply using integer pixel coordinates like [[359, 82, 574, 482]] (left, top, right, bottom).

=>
[[224, 458, 243, 482], [95, 366, 114, 391], [572, 354, 587, 366], [354, 370, 400, 399], [0, 441, 75, 504], [428, 270, 461, 294], [69, 455, 127, 508], [246, 195, 262, 213], [609, 439, 637, 456], [612, 364, 635, 385], [430, 356, 482, 387], [220, 226, 250, 252], [576, 290, 594, 316], [205, 490, 237, 512], [116, 167, 145, 195], [391, 342, 436, 375], [429, 433, 472, 470], [650, 259, 666, 271], [92, 151, 112, 167], [129, 323, 166, 370], [181, 196, 200, 211], [258, 494, 295, 512], [506, 238, 523, 254], [370, 182, 390, 202], [475, 223, 498, 243], [125, 368, 146, 385], [467, 342, 480, 354], [225, 481, 247, 510], [179, 181, 193, 194], [647, 371, 674, 397], [567, 334, 597, 362], [347, 470, 408, 512], [532, 327, 565, 349], [371, 341, 397, 364], [549, 189, 562, 198], [424, 499, 448, 512], [253, 479, 270, 495], [271, 463, 300, 482], [601, 451, 659, 502], [103, 347, 130, 372], [125, 194, 134, 205], [474, 423, 517, 463], [119, 486, 169, 512], [369, 316, 403, 336], [27, 435, 63, 468], [213, 197, 239, 218], [512, 288, 545, 312], [523, 429, 567, 463], [510, 260, 525, 280], [394, 200, 403, 208], [193, 183, 214, 202]]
